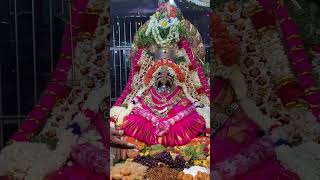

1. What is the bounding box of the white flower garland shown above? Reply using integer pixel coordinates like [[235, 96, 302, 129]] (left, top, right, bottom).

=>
[[215, 2, 320, 179], [275, 142, 320, 180], [0, 1, 110, 178], [25, 130, 77, 180], [78, 130, 104, 149], [0, 130, 77, 180], [110, 103, 135, 127], [146, 15, 181, 47], [228, 65, 274, 130], [259, 30, 294, 81], [83, 85, 108, 110], [184, 0, 210, 7]]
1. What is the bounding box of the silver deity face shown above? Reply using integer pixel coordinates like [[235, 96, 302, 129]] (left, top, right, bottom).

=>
[[155, 67, 175, 94]]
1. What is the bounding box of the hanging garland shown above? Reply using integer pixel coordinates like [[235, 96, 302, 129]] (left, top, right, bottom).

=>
[[0, 0, 110, 179], [179, 0, 210, 7], [269, 0, 320, 121], [211, 13, 240, 67], [212, 1, 320, 179]]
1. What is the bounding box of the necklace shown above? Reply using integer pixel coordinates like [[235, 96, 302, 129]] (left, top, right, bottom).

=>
[[131, 101, 197, 136], [142, 88, 182, 117], [150, 86, 180, 103]]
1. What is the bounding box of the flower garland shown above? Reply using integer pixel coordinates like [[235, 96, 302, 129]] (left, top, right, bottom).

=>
[[212, 2, 320, 179], [39, 0, 109, 140], [179, 38, 210, 99], [151, 23, 180, 46], [182, 0, 210, 7], [270, 0, 320, 120], [0, 129, 77, 179], [138, 2, 187, 47], [0, 0, 110, 178], [217, 2, 290, 127], [311, 45, 320, 86], [211, 14, 240, 67], [144, 59, 185, 85], [113, 48, 143, 106], [131, 97, 198, 136], [215, 0, 319, 141], [275, 142, 320, 180]]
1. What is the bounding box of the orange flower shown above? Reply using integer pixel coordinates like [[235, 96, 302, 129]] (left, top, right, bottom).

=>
[[211, 14, 240, 66], [144, 59, 185, 85]]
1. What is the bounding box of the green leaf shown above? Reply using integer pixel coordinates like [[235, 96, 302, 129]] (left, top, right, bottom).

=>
[[151, 144, 166, 151], [175, 56, 186, 64], [30, 135, 59, 150]]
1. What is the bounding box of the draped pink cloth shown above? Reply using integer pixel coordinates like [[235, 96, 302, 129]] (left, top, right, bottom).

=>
[[211, 78, 300, 179], [122, 96, 205, 146]]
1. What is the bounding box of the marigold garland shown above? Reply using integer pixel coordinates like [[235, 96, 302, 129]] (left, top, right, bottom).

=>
[[211, 14, 240, 67], [144, 59, 185, 85]]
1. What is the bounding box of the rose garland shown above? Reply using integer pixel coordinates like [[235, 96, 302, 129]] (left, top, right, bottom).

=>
[[113, 48, 143, 106], [179, 38, 210, 99], [131, 97, 198, 136], [0, 0, 110, 178], [212, 1, 320, 180], [8, 4, 83, 141], [268, 0, 320, 120]]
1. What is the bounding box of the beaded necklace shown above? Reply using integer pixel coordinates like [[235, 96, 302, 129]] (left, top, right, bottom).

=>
[[143, 86, 182, 117]]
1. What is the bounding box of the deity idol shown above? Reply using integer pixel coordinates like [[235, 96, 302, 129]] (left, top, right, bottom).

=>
[[110, 2, 210, 148]]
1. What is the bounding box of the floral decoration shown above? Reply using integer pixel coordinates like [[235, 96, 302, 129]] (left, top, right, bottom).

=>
[[0, 0, 110, 178], [271, 0, 320, 120], [144, 59, 186, 85], [137, 3, 188, 47], [212, 1, 320, 179]]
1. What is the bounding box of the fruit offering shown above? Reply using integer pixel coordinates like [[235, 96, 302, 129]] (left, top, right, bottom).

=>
[[112, 142, 210, 179], [178, 166, 210, 180], [133, 155, 158, 168], [110, 162, 148, 180], [134, 151, 188, 170]]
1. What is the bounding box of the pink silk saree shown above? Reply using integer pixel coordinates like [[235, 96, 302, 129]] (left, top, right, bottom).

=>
[[211, 78, 300, 180]]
